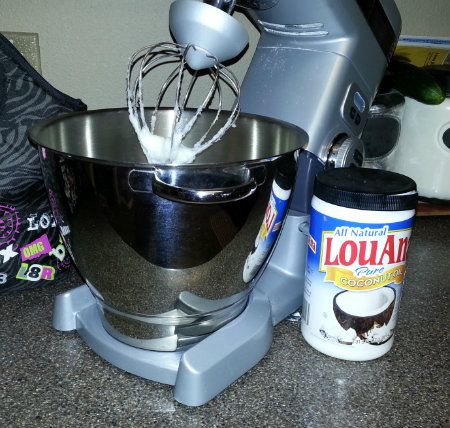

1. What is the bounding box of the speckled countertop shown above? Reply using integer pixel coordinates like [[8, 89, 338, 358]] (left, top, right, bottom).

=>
[[1, 217, 449, 428]]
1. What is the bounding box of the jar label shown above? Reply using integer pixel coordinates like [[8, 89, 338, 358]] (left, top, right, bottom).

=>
[[302, 207, 414, 352], [317, 224, 410, 291]]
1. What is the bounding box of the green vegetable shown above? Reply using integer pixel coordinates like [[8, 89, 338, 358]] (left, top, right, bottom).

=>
[[384, 58, 446, 105]]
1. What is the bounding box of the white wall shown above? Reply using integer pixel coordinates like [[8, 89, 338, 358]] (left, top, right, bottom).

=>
[[395, 0, 450, 35], [1, 0, 449, 109]]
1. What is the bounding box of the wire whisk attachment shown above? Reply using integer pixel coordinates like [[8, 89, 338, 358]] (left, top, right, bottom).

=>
[[127, 42, 240, 164]]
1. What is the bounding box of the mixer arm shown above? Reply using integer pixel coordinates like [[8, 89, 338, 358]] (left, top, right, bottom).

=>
[[169, 0, 249, 70], [167, 0, 280, 70], [171, 0, 401, 158], [175, 0, 401, 213]]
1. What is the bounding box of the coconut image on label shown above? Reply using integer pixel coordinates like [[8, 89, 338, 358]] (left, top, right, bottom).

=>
[[333, 287, 396, 345]]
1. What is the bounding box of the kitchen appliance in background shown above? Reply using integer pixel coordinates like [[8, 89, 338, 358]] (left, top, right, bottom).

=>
[[30, 0, 402, 406], [362, 66, 450, 201], [361, 91, 405, 170], [386, 95, 450, 201]]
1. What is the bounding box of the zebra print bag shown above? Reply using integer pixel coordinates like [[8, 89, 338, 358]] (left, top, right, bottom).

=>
[[0, 33, 86, 293]]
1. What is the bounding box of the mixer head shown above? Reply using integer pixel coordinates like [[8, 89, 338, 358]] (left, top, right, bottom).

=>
[[169, 0, 248, 70]]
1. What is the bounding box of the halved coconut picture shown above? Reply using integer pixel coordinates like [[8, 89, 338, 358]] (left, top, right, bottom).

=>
[[333, 287, 396, 344]]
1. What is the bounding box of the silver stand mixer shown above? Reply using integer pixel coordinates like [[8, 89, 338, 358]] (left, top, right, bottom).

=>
[[50, 0, 401, 406]]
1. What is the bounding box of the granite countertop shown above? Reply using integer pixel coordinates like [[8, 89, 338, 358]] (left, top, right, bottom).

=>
[[1, 216, 449, 427]]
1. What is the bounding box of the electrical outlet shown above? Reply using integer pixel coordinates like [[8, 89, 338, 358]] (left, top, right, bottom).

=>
[[1, 31, 41, 73]]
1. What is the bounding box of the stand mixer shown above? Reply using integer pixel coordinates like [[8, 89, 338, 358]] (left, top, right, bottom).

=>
[[45, 0, 401, 406]]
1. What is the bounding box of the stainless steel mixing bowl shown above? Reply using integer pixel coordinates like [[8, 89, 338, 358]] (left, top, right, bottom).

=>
[[29, 109, 307, 351]]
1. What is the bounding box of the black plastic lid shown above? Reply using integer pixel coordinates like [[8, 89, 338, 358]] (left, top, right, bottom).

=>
[[314, 168, 418, 211]]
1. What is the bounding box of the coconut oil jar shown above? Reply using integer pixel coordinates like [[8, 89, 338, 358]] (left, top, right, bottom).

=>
[[301, 168, 418, 361]]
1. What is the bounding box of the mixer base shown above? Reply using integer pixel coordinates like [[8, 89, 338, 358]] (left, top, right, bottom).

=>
[[52, 284, 273, 406]]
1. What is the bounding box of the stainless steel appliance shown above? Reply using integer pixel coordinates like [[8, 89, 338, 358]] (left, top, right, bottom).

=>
[[30, 0, 401, 406]]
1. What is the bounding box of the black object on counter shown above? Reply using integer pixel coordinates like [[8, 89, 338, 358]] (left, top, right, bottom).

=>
[[0, 32, 86, 293]]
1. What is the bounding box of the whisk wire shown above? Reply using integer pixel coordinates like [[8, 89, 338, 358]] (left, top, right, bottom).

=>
[[127, 41, 241, 164]]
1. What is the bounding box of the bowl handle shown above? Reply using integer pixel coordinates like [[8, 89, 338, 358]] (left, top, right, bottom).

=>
[[152, 170, 258, 204]]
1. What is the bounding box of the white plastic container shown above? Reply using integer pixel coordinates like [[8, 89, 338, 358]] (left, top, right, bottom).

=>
[[301, 168, 418, 361], [385, 96, 450, 200]]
